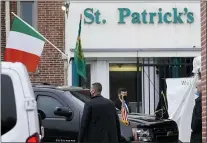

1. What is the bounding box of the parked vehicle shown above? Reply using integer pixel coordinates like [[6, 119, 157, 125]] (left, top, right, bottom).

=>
[[1, 62, 44, 142], [33, 84, 179, 143]]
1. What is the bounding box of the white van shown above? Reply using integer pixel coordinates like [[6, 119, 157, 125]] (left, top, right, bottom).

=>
[[1, 62, 43, 142]]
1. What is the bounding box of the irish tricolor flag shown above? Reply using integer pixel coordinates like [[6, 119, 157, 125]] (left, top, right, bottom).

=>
[[4, 15, 45, 72]]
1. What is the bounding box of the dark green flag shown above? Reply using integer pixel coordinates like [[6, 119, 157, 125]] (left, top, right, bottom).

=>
[[74, 14, 86, 79]]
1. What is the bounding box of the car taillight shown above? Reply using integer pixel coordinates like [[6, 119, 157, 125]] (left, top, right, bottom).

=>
[[26, 133, 40, 143]]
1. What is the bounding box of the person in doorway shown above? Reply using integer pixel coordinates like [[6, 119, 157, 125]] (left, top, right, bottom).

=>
[[190, 79, 202, 143], [78, 82, 121, 143], [114, 88, 130, 113]]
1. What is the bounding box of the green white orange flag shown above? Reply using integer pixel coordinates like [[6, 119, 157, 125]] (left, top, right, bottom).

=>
[[4, 14, 45, 72]]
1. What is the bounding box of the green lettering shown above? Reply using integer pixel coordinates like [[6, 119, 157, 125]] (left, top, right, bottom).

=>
[[94, 10, 101, 24], [149, 12, 156, 24], [163, 12, 172, 24], [183, 8, 194, 24], [118, 8, 131, 24], [84, 8, 94, 24], [158, 8, 163, 24], [187, 12, 194, 23], [141, 10, 147, 24], [131, 12, 141, 24], [173, 8, 184, 24]]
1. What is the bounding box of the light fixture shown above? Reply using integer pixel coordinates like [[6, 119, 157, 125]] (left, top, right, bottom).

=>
[[62, 1, 70, 18], [61, 5, 66, 11], [117, 64, 123, 68]]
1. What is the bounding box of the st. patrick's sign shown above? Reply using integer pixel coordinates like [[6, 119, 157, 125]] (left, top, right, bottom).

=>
[[83, 8, 194, 24]]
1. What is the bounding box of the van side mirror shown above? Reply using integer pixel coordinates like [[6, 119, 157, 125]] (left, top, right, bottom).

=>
[[38, 109, 46, 120], [54, 107, 73, 121]]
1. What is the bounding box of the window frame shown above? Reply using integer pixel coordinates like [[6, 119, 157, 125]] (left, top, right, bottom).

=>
[[17, 1, 39, 74], [69, 90, 91, 104], [17, 1, 38, 29]]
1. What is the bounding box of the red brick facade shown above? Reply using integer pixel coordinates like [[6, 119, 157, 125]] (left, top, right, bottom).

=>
[[201, 2, 207, 143], [1, 1, 65, 85], [1, 1, 5, 60], [30, 1, 65, 85]]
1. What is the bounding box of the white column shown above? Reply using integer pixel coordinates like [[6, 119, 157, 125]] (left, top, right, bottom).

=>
[[142, 60, 159, 115], [65, 9, 72, 86], [90, 60, 109, 99], [5, 1, 10, 42]]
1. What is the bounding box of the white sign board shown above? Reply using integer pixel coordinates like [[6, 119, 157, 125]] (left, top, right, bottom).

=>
[[66, 2, 201, 50]]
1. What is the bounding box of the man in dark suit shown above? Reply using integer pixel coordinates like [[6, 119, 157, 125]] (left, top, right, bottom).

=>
[[78, 82, 121, 143], [190, 79, 202, 143]]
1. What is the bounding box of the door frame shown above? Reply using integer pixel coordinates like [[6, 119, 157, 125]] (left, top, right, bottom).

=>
[[108, 60, 141, 113]]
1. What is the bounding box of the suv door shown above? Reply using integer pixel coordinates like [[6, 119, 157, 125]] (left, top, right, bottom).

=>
[[35, 92, 76, 142], [1, 71, 31, 142]]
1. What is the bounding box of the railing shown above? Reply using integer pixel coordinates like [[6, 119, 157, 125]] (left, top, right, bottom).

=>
[[136, 57, 193, 114]]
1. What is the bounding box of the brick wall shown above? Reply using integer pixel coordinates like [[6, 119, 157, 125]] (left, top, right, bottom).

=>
[[2, 1, 65, 85], [10, 1, 17, 25], [1, 1, 5, 60], [30, 1, 65, 85], [201, 2, 207, 143]]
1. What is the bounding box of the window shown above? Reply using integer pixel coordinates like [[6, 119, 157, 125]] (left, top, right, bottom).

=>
[[69, 90, 91, 103], [17, 1, 37, 28], [17, 1, 38, 73], [37, 96, 64, 118], [1, 74, 17, 135]]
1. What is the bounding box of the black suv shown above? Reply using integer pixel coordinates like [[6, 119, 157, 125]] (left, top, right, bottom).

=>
[[33, 84, 179, 142]]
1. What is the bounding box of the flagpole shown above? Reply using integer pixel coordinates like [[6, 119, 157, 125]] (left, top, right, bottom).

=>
[[11, 12, 68, 60]]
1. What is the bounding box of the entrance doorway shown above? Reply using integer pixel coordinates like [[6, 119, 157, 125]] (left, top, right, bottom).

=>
[[109, 57, 194, 114], [109, 63, 142, 112]]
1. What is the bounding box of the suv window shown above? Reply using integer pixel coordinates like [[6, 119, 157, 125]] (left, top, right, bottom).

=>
[[70, 90, 91, 103], [1, 74, 17, 135], [37, 95, 65, 118], [70, 90, 121, 111]]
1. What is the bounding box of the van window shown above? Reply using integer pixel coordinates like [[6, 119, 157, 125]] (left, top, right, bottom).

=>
[[1, 74, 17, 135]]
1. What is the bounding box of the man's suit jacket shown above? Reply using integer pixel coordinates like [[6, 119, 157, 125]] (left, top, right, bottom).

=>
[[78, 95, 121, 143], [190, 95, 202, 143]]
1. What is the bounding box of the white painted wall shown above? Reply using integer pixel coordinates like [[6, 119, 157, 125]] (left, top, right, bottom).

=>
[[65, 2, 201, 112], [90, 60, 110, 98], [66, 1, 201, 54]]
